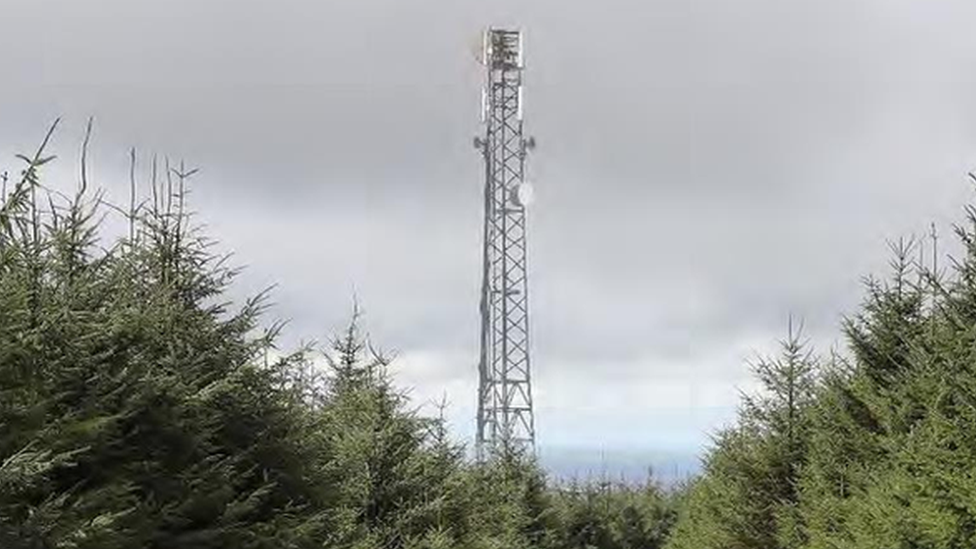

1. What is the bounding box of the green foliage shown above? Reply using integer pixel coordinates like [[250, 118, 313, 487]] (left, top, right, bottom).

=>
[[667, 323, 817, 549], [317, 311, 476, 548], [546, 478, 676, 549], [669, 189, 976, 549], [0, 124, 338, 548], [0, 124, 680, 548]]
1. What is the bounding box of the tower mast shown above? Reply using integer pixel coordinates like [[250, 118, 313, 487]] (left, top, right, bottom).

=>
[[475, 28, 536, 458]]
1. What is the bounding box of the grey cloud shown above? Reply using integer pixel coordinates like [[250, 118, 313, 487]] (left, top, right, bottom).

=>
[[5, 0, 976, 455]]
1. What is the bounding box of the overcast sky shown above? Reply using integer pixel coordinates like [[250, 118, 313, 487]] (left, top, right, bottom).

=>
[[5, 0, 976, 476]]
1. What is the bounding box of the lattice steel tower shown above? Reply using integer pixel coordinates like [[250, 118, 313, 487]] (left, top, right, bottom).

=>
[[474, 28, 536, 457]]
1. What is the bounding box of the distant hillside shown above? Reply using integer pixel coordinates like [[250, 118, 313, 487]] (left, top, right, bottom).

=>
[[539, 446, 700, 487]]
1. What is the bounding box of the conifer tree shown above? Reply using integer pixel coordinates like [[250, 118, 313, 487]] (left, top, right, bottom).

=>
[[0, 124, 341, 547], [800, 240, 929, 549], [316, 307, 506, 549], [666, 324, 817, 549]]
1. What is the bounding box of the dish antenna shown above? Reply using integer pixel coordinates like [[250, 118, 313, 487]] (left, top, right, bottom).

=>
[[512, 181, 535, 208]]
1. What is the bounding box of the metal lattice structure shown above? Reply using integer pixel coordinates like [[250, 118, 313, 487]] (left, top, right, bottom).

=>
[[474, 28, 536, 457]]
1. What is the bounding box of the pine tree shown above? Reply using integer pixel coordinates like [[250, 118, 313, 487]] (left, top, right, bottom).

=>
[[800, 239, 930, 549], [0, 127, 338, 547], [318, 309, 477, 549], [667, 323, 817, 549]]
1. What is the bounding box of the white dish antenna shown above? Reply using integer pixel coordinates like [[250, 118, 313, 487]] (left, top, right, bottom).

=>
[[512, 181, 535, 208]]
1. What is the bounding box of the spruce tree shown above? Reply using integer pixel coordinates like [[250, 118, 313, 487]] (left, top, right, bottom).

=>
[[0, 128, 337, 547], [666, 323, 817, 549]]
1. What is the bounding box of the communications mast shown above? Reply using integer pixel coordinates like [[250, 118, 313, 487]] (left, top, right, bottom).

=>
[[475, 28, 536, 457]]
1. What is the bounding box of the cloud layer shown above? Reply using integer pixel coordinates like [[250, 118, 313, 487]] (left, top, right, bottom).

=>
[[5, 0, 976, 470]]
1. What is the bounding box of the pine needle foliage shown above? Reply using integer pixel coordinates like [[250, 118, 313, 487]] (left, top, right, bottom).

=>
[[668, 187, 976, 548], [0, 124, 682, 549], [0, 123, 339, 548]]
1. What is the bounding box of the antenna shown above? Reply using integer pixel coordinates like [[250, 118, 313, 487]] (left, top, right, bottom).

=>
[[475, 28, 537, 458]]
